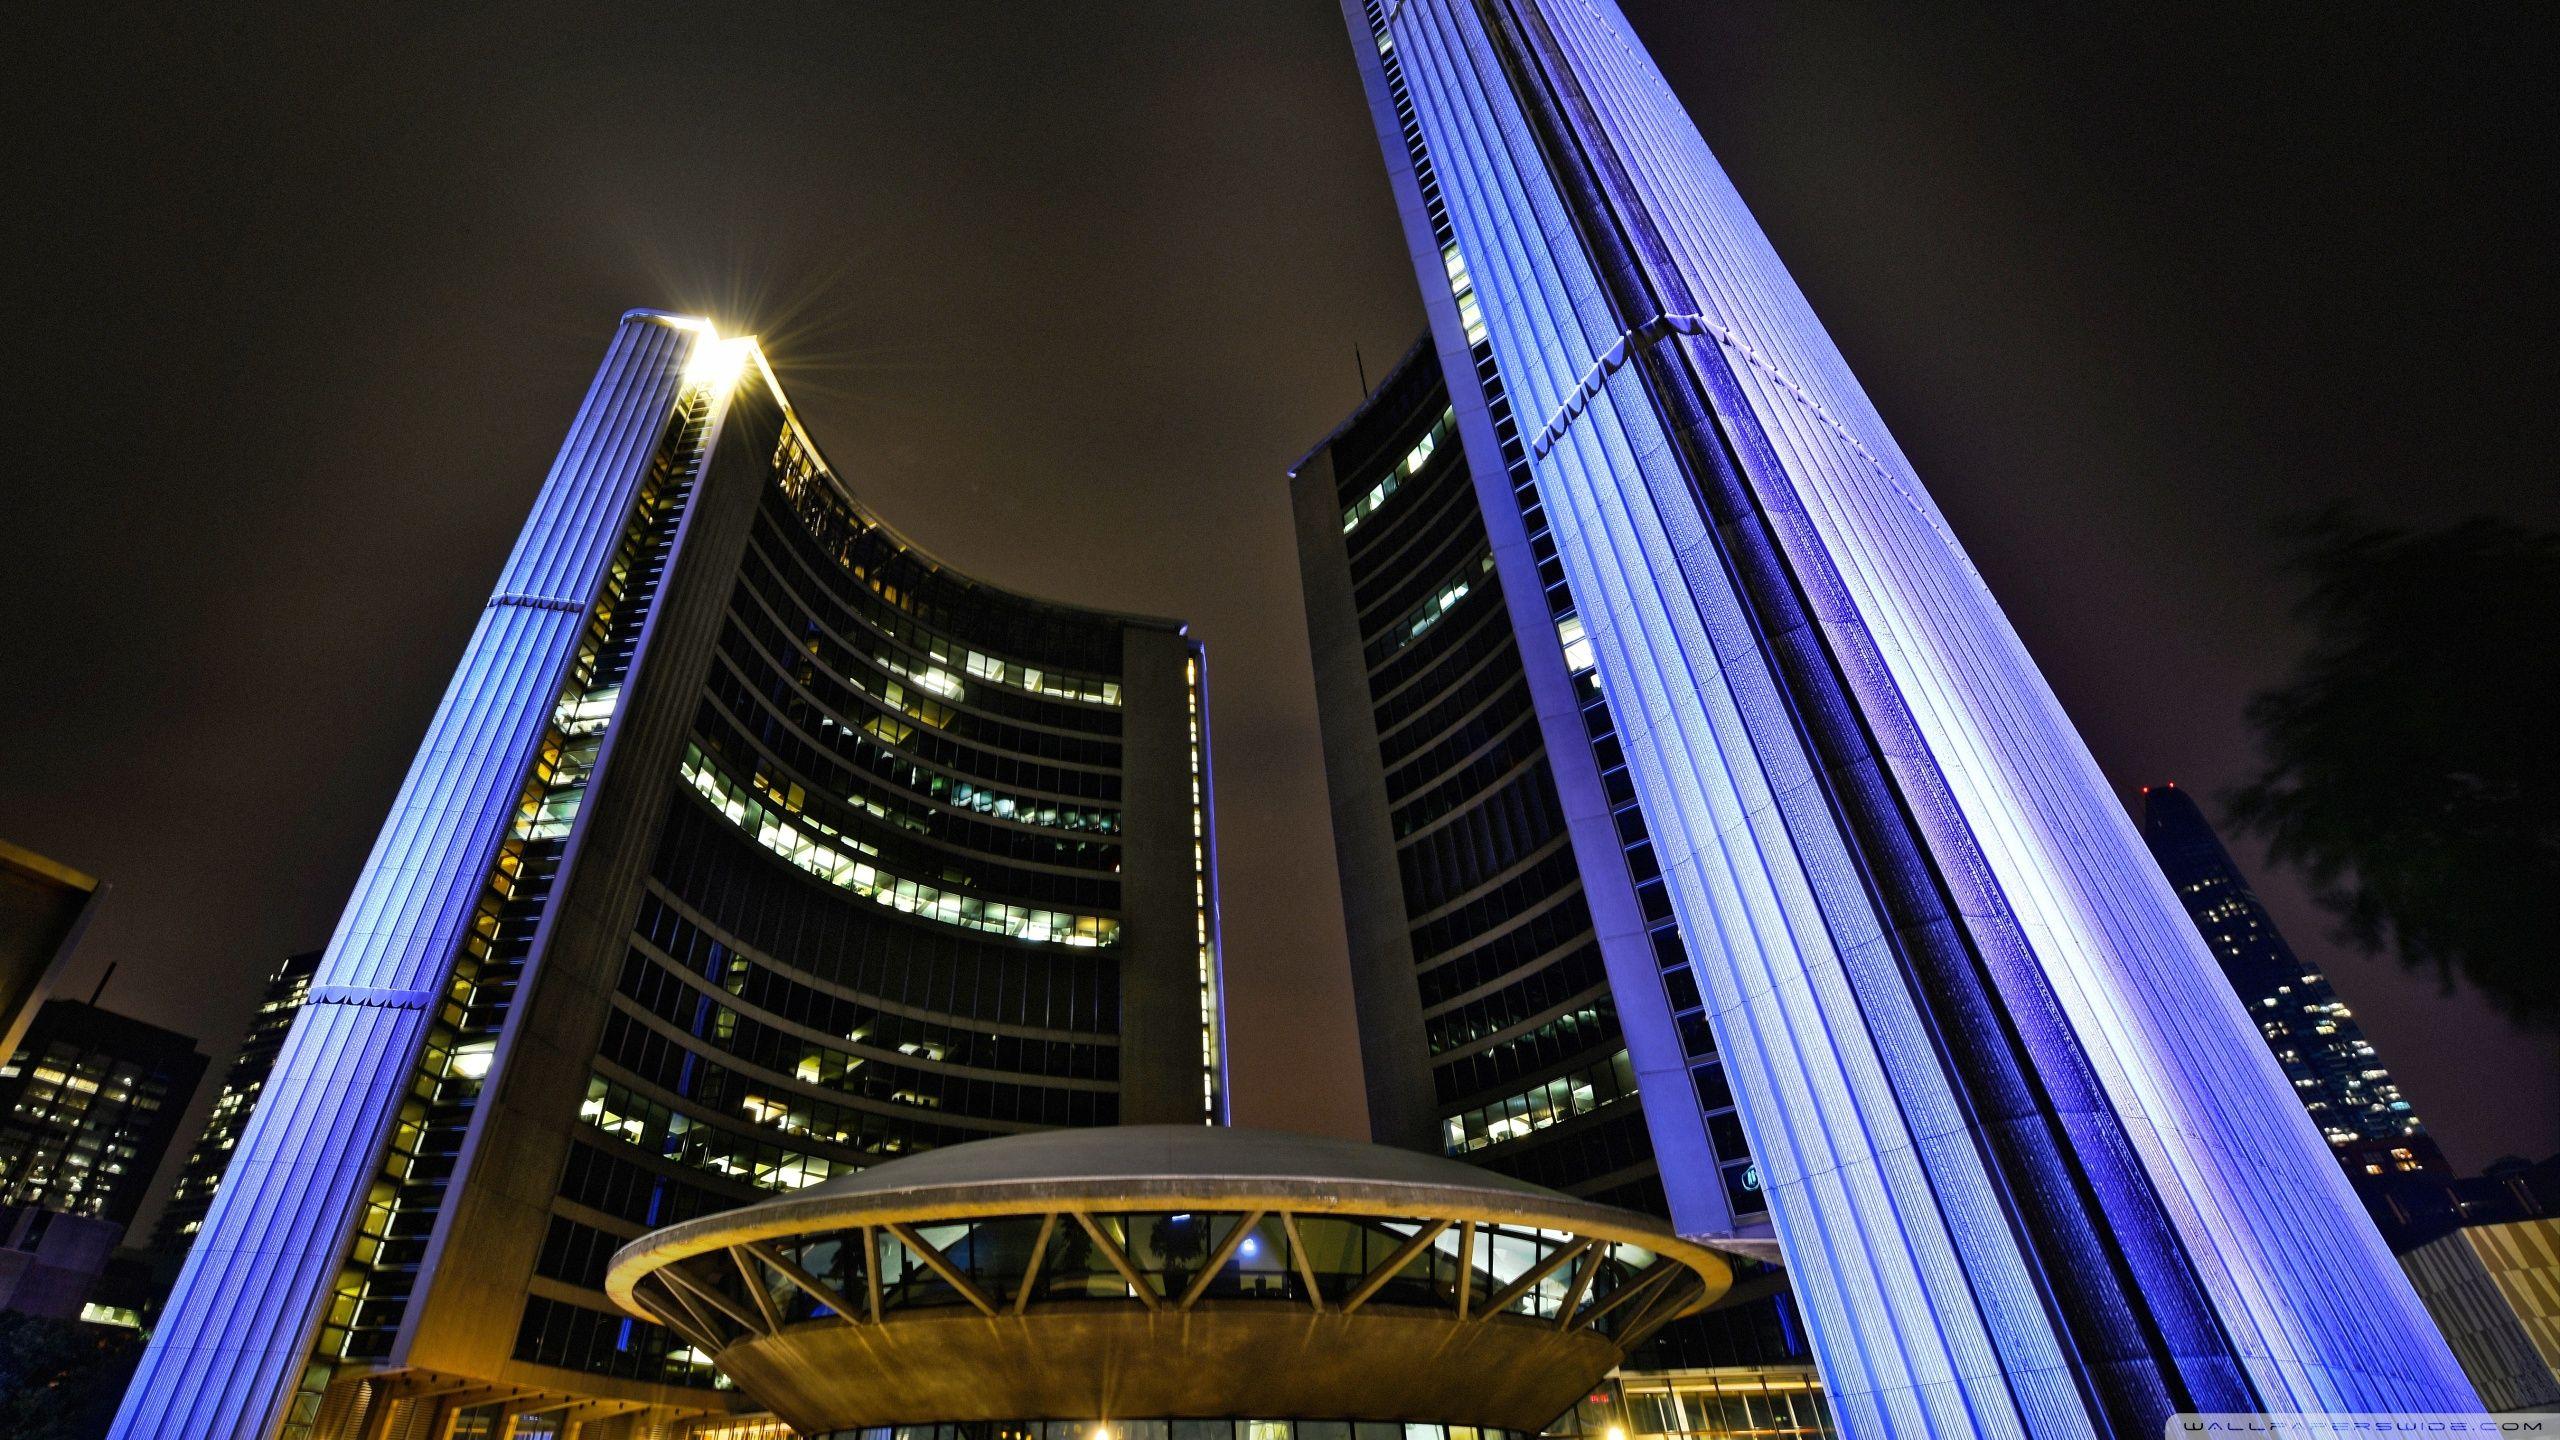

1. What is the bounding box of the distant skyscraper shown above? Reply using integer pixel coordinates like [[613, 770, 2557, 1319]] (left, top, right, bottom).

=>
[[151, 949, 321, 1254], [2139, 783, 2445, 1176], [0, 838, 103, 1062], [0, 997, 204, 1326], [117, 313, 1222, 1440], [0, 998, 205, 1228], [1293, 341, 1825, 1398], [1333, 1, 2476, 1432]]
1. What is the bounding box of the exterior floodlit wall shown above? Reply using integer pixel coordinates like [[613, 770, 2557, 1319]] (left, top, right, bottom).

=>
[[1292, 341, 1817, 1378], [1293, 348, 1709, 1210], [396, 359, 788, 1395], [115, 312, 700, 1440], [1334, 1, 2478, 1435], [115, 313, 1224, 1440]]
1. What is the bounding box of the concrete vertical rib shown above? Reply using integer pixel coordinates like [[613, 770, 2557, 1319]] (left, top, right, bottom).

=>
[[110, 314, 701, 1440], [1339, 1, 2479, 1432]]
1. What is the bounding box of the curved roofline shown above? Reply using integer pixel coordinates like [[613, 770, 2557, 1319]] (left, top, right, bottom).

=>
[[635, 309, 1193, 641], [605, 1125, 1742, 1314], [1288, 333, 1435, 479], [601, 1127, 1750, 1431], [790, 1123, 1576, 1200]]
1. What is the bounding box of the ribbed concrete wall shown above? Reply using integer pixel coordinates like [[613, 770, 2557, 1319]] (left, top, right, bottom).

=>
[[111, 313, 702, 1440], [1339, 2, 2478, 1433]]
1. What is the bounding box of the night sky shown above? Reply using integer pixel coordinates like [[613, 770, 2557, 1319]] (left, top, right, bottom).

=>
[[9, 5, 2552, 1236]]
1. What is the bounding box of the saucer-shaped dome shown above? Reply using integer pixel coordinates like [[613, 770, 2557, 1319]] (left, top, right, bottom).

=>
[[607, 1126, 1744, 1433]]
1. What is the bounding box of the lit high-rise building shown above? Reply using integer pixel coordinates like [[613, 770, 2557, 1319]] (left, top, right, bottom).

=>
[[152, 949, 322, 1254], [1292, 341, 1826, 1420], [116, 313, 1223, 1440], [2139, 783, 2445, 1177], [0, 997, 205, 1325], [1330, 2, 2475, 1432], [0, 998, 205, 1229]]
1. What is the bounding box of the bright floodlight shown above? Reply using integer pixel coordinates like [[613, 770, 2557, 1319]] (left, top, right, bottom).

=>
[[683, 333, 757, 393]]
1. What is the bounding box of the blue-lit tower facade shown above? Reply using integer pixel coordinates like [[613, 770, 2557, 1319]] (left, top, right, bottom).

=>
[[1292, 342, 1826, 1408], [1335, 3, 2475, 1434], [114, 313, 1223, 1440]]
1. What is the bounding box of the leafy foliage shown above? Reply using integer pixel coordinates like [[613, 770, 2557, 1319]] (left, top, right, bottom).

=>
[[2228, 511, 2560, 1032], [0, 1312, 143, 1440]]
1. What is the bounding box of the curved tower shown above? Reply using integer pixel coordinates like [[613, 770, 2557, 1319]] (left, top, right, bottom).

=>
[[1293, 340, 1827, 1409], [1332, 2, 2477, 1434], [115, 313, 1223, 1440]]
